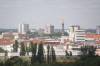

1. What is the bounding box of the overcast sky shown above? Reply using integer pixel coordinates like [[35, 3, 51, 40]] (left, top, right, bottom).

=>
[[0, 0, 100, 29]]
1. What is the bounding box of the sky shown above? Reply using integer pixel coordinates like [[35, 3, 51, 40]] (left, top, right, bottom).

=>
[[0, 0, 100, 29]]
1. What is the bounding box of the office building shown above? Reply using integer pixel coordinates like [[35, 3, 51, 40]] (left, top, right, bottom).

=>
[[68, 25, 80, 42], [18, 24, 29, 34], [61, 20, 64, 35], [44, 24, 54, 34], [75, 29, 86, 42]]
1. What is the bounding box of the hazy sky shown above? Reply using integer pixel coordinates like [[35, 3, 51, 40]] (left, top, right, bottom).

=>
[[0, 0, 100, 29]]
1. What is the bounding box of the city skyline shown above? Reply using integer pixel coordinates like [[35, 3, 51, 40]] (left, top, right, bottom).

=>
[[0, 0, 100, 29]]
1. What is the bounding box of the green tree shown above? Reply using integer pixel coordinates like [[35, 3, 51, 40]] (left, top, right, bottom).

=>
[[0, 47, 5, 52], [20, 42, 26, 56], [37, 43, 44, 63], [80, 46, 96, 57], [47, 45, 50, 63], [69, 51, 72, 56], [4, 51, 8, 62], [5, 56, 23, 66], [13, 40, 19, 52], [65, 50, 70, 57], [80, 45, 96, 62], [26, 46, 29, 56], [51, 46, 56, 63], [31, 42, 37, 64]]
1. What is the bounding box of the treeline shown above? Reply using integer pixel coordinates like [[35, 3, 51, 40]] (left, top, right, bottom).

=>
[[19, 41, 56, 63], [0, 40, 100, 66], [13, 40, 57, 63], [0, 55, 100, 66]]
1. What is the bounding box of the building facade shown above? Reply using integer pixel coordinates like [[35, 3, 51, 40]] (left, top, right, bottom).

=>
[[75, 29, 86, 42], [68, 25, 80, 42], [44, 24, 54, 34], [18, 24, 29, 34], [96, 26, 100, 34]]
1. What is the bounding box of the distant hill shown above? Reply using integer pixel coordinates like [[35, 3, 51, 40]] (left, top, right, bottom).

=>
[[0, 28, 17, 33]]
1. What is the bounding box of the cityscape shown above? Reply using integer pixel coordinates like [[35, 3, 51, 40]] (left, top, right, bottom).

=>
[[0, 0, 100, 66], [0, 22, 100, 65]]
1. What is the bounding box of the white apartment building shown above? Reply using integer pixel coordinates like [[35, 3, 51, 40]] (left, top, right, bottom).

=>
[[75, 30, 86, 42], [18, 24, 29, 34], [68, 25, 86, 42], [68, 25, 80, 42]]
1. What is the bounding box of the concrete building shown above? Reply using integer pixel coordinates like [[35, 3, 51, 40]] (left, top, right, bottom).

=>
[[54, 29, 62, 33], [44, 24, 54, 34], [85, 34, 100, 44], [67, 44, 82, 56], [0, 38, 14, 52], [75, 29, 86, 42], [14, 33, 29, 40], [69, 25, 80, 33], [68, 25, 80, 42], [68, 25, 86, 42], [96, 26, 100, 34], [61, 20, 64, 35], [18, 24, 29, 34], [1, 32, 15, 39]]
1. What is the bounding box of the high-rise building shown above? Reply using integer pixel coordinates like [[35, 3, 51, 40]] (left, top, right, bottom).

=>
[[18, 24, 29, 34], [96, 26, 100, 34], [68, 25, 86, 42], [69, 25, 80, 33], [61, 20, 64, 36], [44, 24, 54, 34]]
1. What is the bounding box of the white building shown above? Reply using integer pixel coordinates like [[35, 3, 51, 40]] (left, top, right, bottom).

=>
[[14, 33, 29, 40], [75, 29, 86, 42], [67, 44, 82, 56], [43, 44, 66, 56], [68, 25, 86, 42], [68, 25, 80, 42], [44, 24, 54, 34], [1, 32, 14, 39], [96, 26, 100, 34], [0, 38, 14, 52], [18, 24, 29, 34]]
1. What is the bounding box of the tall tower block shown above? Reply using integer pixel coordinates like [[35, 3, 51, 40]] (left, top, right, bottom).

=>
[[18, 24, 29, 34], [61, 19, 64, 35]]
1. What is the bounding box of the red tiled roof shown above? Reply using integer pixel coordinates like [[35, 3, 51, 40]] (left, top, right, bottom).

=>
[[86, 34, 100, 39], [0, 38, 14, 45]]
